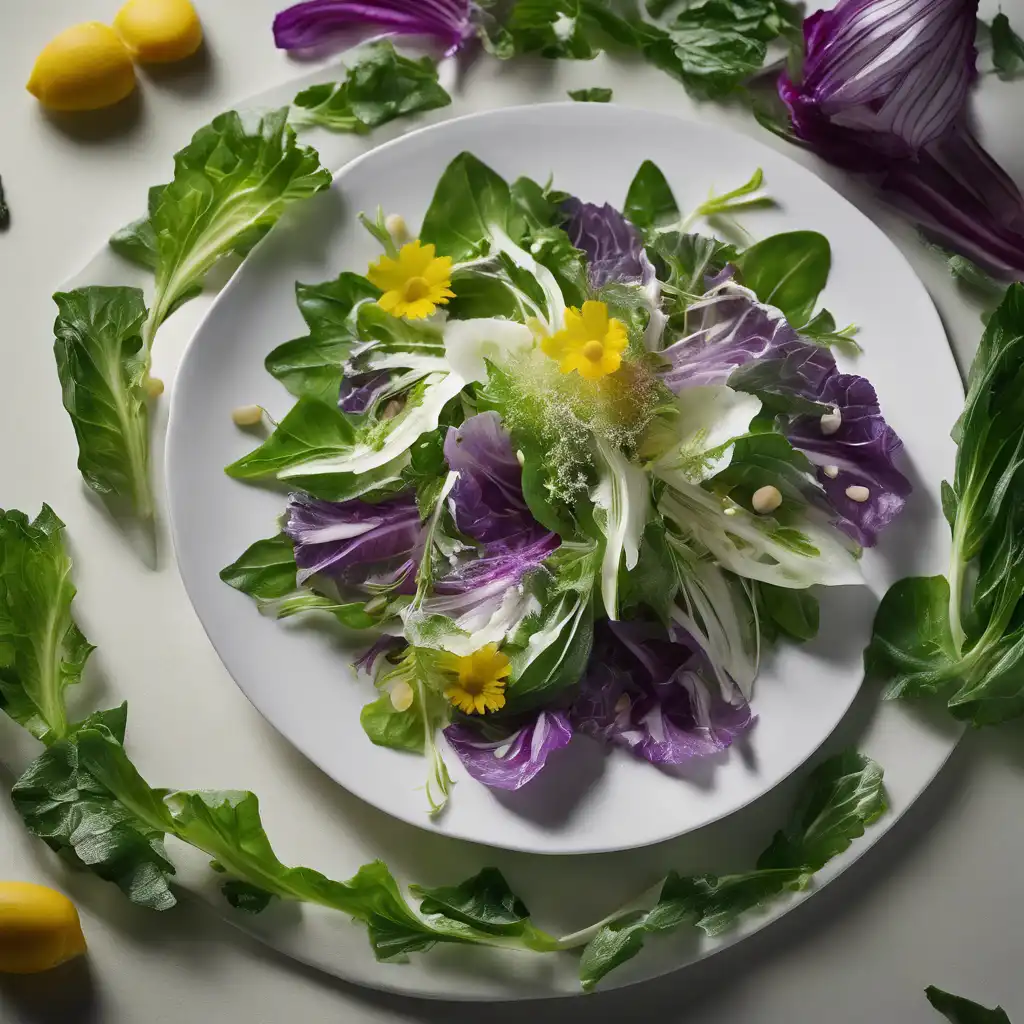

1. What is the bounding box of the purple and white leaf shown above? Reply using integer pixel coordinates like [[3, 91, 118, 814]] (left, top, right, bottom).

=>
[[444, 710, 573, 790]]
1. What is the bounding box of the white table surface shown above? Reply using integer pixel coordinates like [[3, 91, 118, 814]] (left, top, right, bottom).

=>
[[2, 2, 1024, 1021]]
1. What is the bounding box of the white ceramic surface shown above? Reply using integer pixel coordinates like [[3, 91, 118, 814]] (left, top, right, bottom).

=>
[[166, 103, 959, 856]]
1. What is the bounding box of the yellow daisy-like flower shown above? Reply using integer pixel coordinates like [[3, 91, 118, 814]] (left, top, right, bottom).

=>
[[541, 300, 628, 380], [441, 644, 510, 715], [367, 239, 455, 320]]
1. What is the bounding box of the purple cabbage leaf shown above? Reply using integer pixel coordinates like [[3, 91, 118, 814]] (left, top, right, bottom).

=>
[[662, 283, 911, 546], [274, 0, 476, 54], [444, 412, 551, 549], [284, 491, 422, 590], [444, 710, 573, 790], [570, 621, 754, 766], [561, 197, 655, 290]]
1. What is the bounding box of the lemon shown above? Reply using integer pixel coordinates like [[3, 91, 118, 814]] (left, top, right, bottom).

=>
[[114, 0, 204, 64], [0, 882, 87, 974], [26, 22, 136, 112]]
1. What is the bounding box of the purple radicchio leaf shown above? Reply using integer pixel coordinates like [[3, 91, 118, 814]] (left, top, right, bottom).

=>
[[561, 197, 655, 290], [429, 534, 560, 617], [660, 281, 796, 390], [660, 285, 911, 546], [780, 0, 976, 164], [779, 0, 1024, 279], [284, 492, 422, 590], [444, 412, 552, 549], [785, 371, 913, 546], [354, 634, 404, 675], [570, 621, 753, 767], [444, 710, 573, 790], [273, 0, 475, 54], [339, 370, 392, 414]]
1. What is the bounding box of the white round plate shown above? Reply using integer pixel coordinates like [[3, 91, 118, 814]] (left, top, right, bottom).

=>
[[167, 103, 960, 856]]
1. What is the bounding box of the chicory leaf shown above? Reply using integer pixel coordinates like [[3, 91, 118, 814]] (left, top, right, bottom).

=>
[[925, 986, 1012, 1024], [576, 750, 887, 990], [52, 287, 153, 517], [991, 12, 1024, 81], [291, 42, 450, 132], [869, 286, 1024, 725], [11, 712, 178, 911], [568, 87, 613, 102], [139, 109, 333, 347], [0, 506, 94, 744]]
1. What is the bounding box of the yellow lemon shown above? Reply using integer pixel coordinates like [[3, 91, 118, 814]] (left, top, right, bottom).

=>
[[114, 0, 204, 64], [0, 882, 87, 975], [26, 22, 136, 112]]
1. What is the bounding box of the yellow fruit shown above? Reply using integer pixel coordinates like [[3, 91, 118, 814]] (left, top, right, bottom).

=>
[[0, 882, 87, 975], [114, 0, 204, 64], [26, 23, 136, 112]]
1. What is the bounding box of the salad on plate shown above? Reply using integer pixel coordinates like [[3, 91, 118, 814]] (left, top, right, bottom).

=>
[[222, 152, 911, 815]]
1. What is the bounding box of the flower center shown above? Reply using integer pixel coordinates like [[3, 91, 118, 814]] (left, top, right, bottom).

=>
[[459, 674, 487, 696], [582, 339, 605, 361], [402, 276, 432, 302]]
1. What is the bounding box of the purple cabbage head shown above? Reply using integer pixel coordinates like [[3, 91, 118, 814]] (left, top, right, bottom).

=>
[[662, 284, 911, 546], [273, 0, 475, 54], [444, 412, 552, 549], [444, 710, 573, 790], [570, 621, 753, 766], [780, 0, 976, 165], [284, 492, 421, 590], [561, 197, 655, 290], [780, 0, 1024, 280]]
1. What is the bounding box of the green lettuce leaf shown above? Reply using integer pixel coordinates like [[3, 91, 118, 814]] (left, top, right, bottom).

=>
[[624, 159, 680, 232], [991, 12, 1024, 81], [292, 42, 450, 132], [112, 108, 332, 350], [568, 87, 613, 102], [265, 273, 380, 401], [218, 533, 297, 600], [576, 750, 887, 991], [869, 285, 1024, 725], [410, 868, 559, 950], [926, 986, 1012, 1024], [11, 708, 178, 911], [0, 505, 94, 744], [420, 152, 526, 263], [52, 287, 152, 516], [735, 231, 831, 328]]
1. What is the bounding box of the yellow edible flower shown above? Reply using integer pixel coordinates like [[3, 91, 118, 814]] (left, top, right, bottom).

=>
[[441, 644, 510, 715], [0, 882, 87, 975], [541, 300, 628, 380], [367, 240, 455, 320]]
